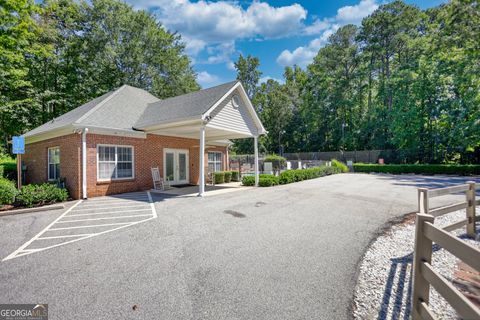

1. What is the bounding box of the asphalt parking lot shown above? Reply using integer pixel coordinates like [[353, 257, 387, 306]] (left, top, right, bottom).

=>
[[0, 174, 478, 320]]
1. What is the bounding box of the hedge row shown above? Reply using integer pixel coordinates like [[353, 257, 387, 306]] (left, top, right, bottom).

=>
[[242, 174, 280, 187], [242, 165, 343, 187], [353, 163, 480, 175], [0, 157, 17, 180], [331, 159, 349, 173], [278, 166, 341, 184], [0, 179, 69, 207], [213, 171, 241, 184]]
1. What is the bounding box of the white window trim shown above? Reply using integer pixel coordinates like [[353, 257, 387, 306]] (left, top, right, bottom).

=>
[[96, 144, 135, 181], [47, 146, 60, 181], [208, 151, 223, 172]]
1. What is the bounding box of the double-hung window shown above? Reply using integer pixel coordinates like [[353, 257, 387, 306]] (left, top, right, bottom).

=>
[[48, 147, 60, 181], [208, 152, 223, 172], [97, 145, 134, 180]]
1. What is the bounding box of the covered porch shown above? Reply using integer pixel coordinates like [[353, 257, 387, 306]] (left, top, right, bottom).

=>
[[150, 181, 252, 197], [146, 124, 262, 197], [134, 81, 266, 196]]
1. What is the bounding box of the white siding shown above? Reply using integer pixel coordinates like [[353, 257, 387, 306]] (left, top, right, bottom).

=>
[[207, 90, 258, 136]]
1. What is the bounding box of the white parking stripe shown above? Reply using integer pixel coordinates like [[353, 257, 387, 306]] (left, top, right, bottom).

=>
[[2, 192, 157, 261], [38, 234, 93, 240], [67, 209, 152, 217], [2, 200, 83, 261], [56, 214, 153, 223], [49, 222, 133, 231], [71, 204, 150, 211]]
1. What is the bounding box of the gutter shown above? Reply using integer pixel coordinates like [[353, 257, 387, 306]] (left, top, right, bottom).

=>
[[81, 128, 88, 199]]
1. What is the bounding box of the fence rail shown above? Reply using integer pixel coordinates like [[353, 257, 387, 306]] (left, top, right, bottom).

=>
[[412, 182, 480, 320]]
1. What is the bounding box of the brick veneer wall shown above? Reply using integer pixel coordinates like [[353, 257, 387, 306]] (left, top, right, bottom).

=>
[[23, 134, 82, 199], [23, 133, 228, 199]]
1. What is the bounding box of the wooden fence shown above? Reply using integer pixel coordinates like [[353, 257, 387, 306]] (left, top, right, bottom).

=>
[[412, 182, 480, 319]]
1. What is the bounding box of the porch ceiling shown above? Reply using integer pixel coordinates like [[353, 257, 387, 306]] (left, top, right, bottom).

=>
[[147, 122, 254, 141]]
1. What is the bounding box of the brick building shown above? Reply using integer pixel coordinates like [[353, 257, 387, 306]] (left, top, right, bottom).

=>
[[22, 81, 266, 199]]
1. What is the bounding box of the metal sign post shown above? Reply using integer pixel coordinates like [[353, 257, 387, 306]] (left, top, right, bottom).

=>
[[12, 136, 25, 189]]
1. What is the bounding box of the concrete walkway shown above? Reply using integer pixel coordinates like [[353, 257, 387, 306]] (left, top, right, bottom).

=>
[[0, 174, 478, 319]]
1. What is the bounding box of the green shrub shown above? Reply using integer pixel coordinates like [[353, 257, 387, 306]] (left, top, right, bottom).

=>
[[16, 183, 69, 208], [331, 159, 349, 173], [0, 157, 17, 180], [224, 171, 232, 183], [0, 178, 18, 205], [230, 171, 240, 182], [242, 174, 279, 187], [264, 154, 287, 171], [278, 165, 343, 185], [279, 170, 296, 184], [258, 175, 279, 187], [214, 171, 225, 184], [242, 175, 255, 186], [0, 165, 3, 178], [353, 164, 480, 175]]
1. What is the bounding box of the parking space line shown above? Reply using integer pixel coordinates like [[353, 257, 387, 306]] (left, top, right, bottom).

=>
[[38, 234, 93, 240], [2, 191, 157, 261], [56, 214, 153, 223], [71, 204, 150, 211], [67, 209, 152, 217], [49, 222, 133, 231]]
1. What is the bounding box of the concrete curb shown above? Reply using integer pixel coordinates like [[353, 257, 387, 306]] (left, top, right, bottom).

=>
[[0, 203, 65, 217]]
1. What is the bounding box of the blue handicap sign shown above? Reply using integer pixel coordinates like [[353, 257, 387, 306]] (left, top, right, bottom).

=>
[[12, 136, 25, 154]]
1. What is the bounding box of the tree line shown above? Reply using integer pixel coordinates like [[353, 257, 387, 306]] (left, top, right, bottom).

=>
[[1, 0, 479, 163], [0, 0, 198, 153], [234, 0, 479, 164]]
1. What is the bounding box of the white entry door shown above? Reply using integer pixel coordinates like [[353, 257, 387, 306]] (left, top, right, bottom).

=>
[[164, 149, 189, 185]]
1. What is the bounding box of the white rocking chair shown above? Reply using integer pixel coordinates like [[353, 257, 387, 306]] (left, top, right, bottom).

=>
[[151, 167, 169, 190]]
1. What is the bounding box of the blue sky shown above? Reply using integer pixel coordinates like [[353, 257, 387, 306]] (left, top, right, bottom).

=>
[[128, 0, 446, 88]]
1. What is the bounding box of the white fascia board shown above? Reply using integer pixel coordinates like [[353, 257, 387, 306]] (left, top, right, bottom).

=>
[[25, 125, 76, 144], [137, 118, 203, 132], [73, 124, 147, 139], [205, 123, 255, 138], [205, 140, 232, 146]]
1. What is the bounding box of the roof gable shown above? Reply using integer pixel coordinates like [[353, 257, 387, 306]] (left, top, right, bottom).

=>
[[206, 88, 259, 136], [134, 81, 238, 129]]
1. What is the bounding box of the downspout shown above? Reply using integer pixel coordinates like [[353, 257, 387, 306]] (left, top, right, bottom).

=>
[[82, 128, 89, 199]]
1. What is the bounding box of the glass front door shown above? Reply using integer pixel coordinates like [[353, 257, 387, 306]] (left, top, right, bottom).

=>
[[164, 149, 189, 185]]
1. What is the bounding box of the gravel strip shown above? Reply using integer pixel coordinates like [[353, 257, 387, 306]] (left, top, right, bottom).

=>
[[353, 208, 480, 320]]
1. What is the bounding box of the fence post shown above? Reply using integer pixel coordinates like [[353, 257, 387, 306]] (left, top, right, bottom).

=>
[[466, 181, 476, 238], [412, 213, 435, 320], [418, 188, 429, 214]]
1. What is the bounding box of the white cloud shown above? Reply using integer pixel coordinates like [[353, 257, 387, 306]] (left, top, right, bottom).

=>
[[226, 61, 236, 71], [196, 71, 222, 88], [277, 0, 378, 67], [204, 42, 235, 64], [336, 0, 378, 24], [130, 0, 306, 64], [304, 18, 331, 35], [277, 26, 338, 67]]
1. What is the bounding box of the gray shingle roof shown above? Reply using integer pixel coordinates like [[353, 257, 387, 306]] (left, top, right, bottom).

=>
[[24, 81, 239, 137], [133, 80, 238, 129], [24, 91, 115, 137]]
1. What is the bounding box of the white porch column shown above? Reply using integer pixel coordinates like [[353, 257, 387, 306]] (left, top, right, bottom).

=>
[[226, 147, 229, 171], [198, 126, 206, 196], [82, 128, 89, 199], [254, 136, 259, 187]]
